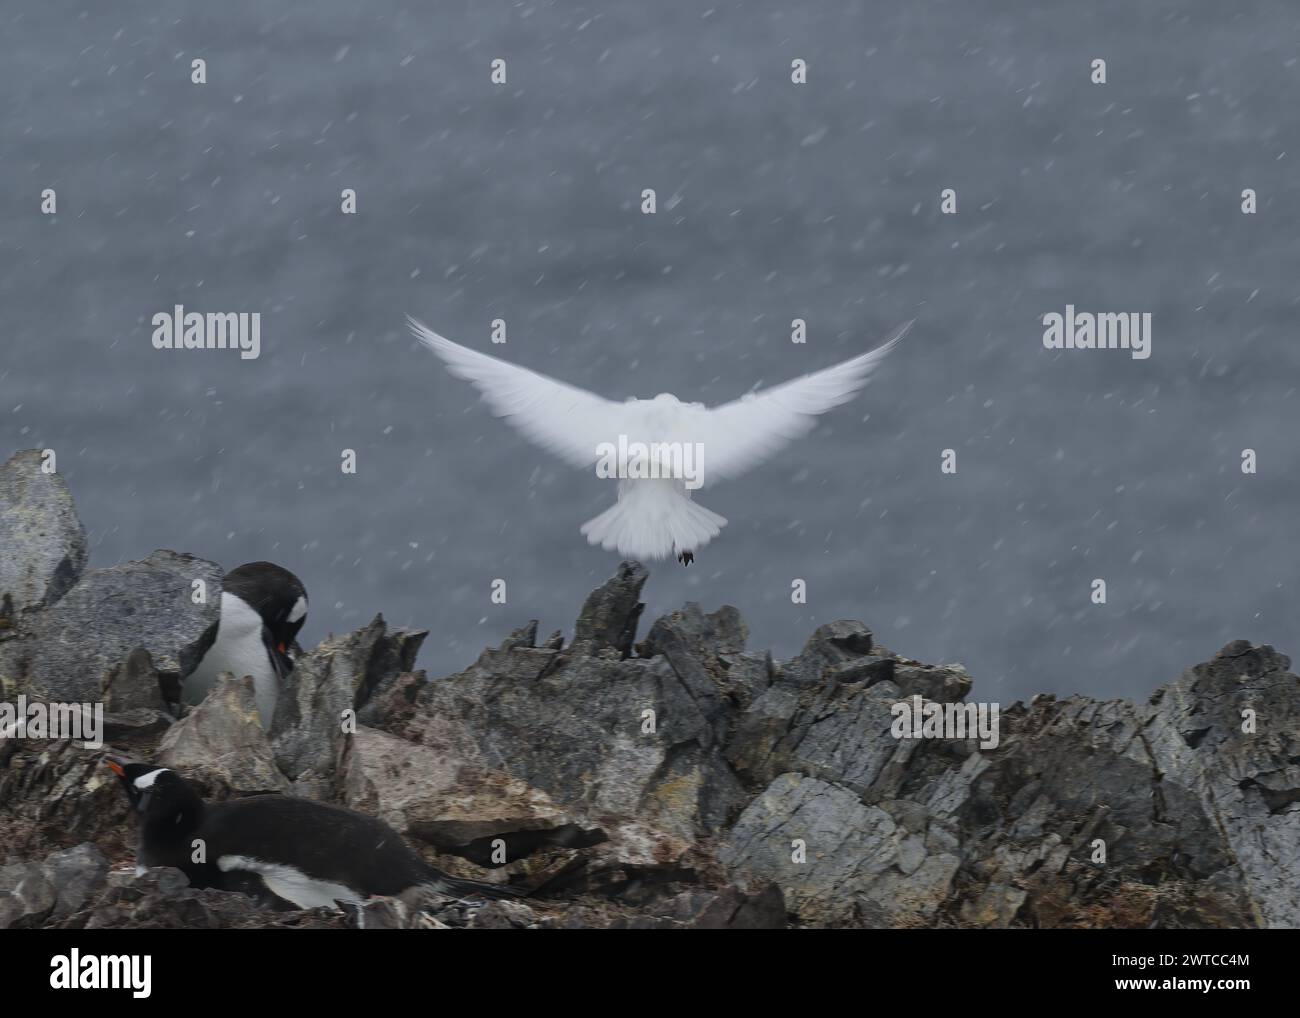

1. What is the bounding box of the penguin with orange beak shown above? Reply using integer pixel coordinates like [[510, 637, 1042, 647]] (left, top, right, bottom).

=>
[[103, 753, 519, 908]]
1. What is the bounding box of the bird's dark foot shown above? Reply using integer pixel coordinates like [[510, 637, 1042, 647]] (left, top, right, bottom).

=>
[[677, 550, 694, 566]]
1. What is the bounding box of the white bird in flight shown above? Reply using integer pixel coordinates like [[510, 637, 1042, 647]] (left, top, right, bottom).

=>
[[409, 317, 910, 564]]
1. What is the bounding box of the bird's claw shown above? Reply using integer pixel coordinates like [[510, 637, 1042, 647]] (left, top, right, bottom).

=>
[[677, 551, 694, 566]]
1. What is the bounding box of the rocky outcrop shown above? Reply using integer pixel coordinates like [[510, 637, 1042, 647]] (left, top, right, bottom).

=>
[[270, 614, 427, 799], [0, 843, 108, 929], [0, 545, 221, 708], [157, 674, 290, 796], [1, 447, 1297, 929], [0, 450, 87, 628]]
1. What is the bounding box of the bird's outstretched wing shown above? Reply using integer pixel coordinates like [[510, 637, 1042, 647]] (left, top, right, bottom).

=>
[[408, 317, 627, 469], [411, 316, 909, 484], [680, 321, 911, 485]]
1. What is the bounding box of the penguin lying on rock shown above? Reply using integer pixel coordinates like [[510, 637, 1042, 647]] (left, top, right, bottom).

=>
[[104, 754, 520, 908]]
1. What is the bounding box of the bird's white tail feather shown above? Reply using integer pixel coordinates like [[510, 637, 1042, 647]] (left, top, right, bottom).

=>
[[581, 479, 727, 560]]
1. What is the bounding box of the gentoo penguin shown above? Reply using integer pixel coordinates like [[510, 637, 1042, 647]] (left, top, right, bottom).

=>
[[103, 755, 519, 907], [181, 561, 307, 730]]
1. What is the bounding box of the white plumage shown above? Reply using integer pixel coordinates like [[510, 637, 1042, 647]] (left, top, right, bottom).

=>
[[409, 316, 909, 561], [181, 591, 280, 727], [217, 855, 360, 910]]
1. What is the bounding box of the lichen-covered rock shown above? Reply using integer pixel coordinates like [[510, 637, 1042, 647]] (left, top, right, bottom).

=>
[[342, 723, 593, 862], [0, 739, 132, 862], [156, 674, 289, 796], [400, 648, 747, 846], [719, 772, 959, 926], [1142, 641, 1300, 928]]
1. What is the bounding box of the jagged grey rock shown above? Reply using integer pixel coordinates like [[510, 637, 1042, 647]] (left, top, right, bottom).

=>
[[343, 723, 589, 848], [569, 559, 647, 657], [719, 772, 954, 926], [271, 614, 427, 796], [655, 883, 787, 929], [2, 460, 1298, 931], [401, 646, 747, 845], [1141, 641, 1300, 928], [42, 843, 110, 919], [960, 640, 1299, 929], [781, 620, 876, 687], [0, 449, 87, 623], [156, 674, 289, 796], [100, 707, 175, 742], [0, 858, 56, 929], [0, 842, 108, 929], [465, 898, 537, 929], [105, 647, 167, 712], [3, 549, 221, 705], [52, 867, 346, 931], [0, 738, 128, 862]]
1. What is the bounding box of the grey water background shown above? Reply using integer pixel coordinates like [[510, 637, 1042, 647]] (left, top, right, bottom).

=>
[[2, 2, 1296, 703]]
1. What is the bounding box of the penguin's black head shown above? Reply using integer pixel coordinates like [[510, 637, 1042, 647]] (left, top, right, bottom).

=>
[[104, 754, 202, 824], [223, 561, 308, 668]]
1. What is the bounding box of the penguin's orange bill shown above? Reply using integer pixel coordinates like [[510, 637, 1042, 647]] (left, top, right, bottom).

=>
[[277, 642, 286, 654], [105, 758, 126, 777]]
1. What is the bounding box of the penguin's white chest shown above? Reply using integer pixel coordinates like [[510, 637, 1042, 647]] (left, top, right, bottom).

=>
[[181, 592, 279, 728]]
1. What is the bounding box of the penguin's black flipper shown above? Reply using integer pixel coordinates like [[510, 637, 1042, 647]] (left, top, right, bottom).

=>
[[426, 871, 525, 902]]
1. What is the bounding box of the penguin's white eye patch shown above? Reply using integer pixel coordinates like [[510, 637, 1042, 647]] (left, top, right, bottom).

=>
[[133, 768, 168, 790], [288, 596, 308, 623]]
